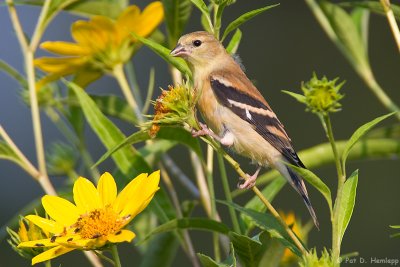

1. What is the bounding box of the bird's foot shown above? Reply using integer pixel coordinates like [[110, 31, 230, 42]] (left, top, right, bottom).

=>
[[192, 122, 214, 138], [237, 166, 262, 189]]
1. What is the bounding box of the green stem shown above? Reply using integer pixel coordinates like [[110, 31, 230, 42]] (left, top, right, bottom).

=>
[[206, 145, 221, 261], [111, 245, 122, 267], [125, 61, 143, 109], [321, 114, 344, 265], [217, 153, 241, 233], [94, 251, 115, 265], [44, 260, 51, 267], [380, 0, 400, 52], [213, 4, 220, 39], [113, 64, 143, 122], [199, 135, 307, 255]]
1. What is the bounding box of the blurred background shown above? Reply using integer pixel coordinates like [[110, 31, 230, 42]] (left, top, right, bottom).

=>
[[0, 0, 399, 266]]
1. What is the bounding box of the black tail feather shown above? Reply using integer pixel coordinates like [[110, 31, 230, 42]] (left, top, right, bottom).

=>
[[286, 167, 320, 230]]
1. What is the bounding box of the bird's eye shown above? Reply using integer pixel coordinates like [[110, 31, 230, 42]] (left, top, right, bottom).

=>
[[193, 40, 202, 47]]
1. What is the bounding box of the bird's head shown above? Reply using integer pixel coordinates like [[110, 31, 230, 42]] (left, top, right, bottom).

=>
[[170, 31, 225, 69]]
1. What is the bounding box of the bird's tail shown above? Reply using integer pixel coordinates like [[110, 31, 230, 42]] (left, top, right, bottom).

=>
[[279, 163, 320, 230]]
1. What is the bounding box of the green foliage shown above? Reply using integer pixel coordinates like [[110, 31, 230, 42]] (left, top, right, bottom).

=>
[[221, 4, 279, 41], [341, 113, 396, 171], [335, 170, 358, 245], [287, 164, 332, 214], [0, 141, 26, 171], [162, 0, 193, 47], [139, 233, 179, 267], [340, 1, 400, 21], [300, 248, 336, 267], [198, 243, 237, 267], [225, 29, 242, 54]]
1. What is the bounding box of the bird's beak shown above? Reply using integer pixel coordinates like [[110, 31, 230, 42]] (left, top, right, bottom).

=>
[[170, 44, 188, 57]]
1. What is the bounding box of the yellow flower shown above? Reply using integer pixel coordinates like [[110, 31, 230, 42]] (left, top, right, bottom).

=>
[[280, 211, 311, 264], [34, 2, 164, 89], [18, 171, 160, 265]]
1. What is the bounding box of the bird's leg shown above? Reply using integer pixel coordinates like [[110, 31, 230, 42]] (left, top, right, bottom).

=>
[[192, 123, 234, 147], [238, 165, 262, 189]]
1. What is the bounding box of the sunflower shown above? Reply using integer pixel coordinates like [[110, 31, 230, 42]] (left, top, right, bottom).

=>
[[34, 2, 164, 89], [18, 171, 160, 265]]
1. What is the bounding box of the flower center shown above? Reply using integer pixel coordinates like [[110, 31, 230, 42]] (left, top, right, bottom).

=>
[[75, 206, 123, 239]]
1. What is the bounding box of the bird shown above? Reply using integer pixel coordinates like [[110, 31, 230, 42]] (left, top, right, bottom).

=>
[[170, 31, 319, 229]]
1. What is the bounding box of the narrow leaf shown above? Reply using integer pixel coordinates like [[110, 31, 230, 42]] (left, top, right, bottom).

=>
[[229, 232, 262, 267], [198, 254, 226, 267], [66, 81, 149, 175], [221, 4, 279, 41], [287, 163, 332, 214], [138, 218, 230, 244], [162, 0, 193, 47], [340, 1, 400, 21], [282, 90, 307, 104], [341, 112, 395, 168], [132, 33, 192, 78], [226, 29, 242, 54], [0, 59, 27, 87], [217, 200, 302, 257], [336, 169, 358, 244], [190, 0, 212, 27]]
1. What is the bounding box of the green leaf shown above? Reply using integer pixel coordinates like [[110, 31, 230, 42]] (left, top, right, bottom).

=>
[[162, 0, 193, 47], [282, 90, 307, 104], [93, 127, 202, 168], [138, 218, 230, 244], [66, 81, 149, 175], [93, 130, 151, 168], [243, 176, 286, 231], [340, 1, 400, 21], [257, 232, 285, 267], [221, 4, 279, 41], [351, 8, 370, 52], [190, 0, 212, 29], [336, 169, 358, 244], [139, 233, 179, 267], [226, 29, 242, 54], [229, 232, 263, 267], [217, 200, 303, 257], [319, 1, 370, 73], [0, 141, 25, 170], [132, 33, 192, 79], [62, 94, 138, 124], [198, 243, 236, 267], [286, 163, 332, 214], [341, 112, 395, 169]]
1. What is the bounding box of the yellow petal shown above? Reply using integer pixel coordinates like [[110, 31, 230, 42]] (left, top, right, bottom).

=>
[[31, 246, 75, 265], [97, 172, 117, 207], [72, 20, 109, 52], [72, 69, 103, 88], [34, 57, 86, 73], [120, 170, 160, 218], [40, 41, 90, 56], [113, 173, 148, 213], [133, 2, 164, 37], [18, 237, 58, 248], [25, 215, 64, 234], [42, 195, 80, 226], [73, 177, 101, 213], [18, 220, 29, 242], [107, 229, 136, 243]]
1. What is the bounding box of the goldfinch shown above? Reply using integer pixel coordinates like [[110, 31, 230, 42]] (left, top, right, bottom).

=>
[[170, 31, 319, 228]]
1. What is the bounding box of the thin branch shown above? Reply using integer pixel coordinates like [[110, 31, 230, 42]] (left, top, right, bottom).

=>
[[5, 0, 29, 52], [380, 0, 400, 52]]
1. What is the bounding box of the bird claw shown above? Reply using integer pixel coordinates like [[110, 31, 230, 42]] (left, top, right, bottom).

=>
[[237, 174, 257, 189], [192, 123, 212, 138]]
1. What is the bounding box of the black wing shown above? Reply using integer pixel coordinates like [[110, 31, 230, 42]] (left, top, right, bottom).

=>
[[210, 76, 305, 168]]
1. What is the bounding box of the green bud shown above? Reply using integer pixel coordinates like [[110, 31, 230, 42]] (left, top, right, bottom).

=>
[[301, 73, 345, 115], [7, 217, 50, 260], [300, 248, 337, 267]]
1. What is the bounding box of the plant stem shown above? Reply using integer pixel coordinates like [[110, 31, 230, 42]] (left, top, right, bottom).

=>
[[160, 164, 200, 267], [44, 260, 51, 267], [321, 114, 345, 264], [380, 0, 400, 52], [201, 136, 307, 255], [93, 251, 115, 265], [206, 145, 221, 261], [113, 64, 142, 122], [217, 153, 241, 233], [29, 0, 52, 51], [110, 246, 122, 267]]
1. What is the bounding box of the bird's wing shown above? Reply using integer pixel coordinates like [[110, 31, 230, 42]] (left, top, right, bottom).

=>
[[209, 73, 305, 168]]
